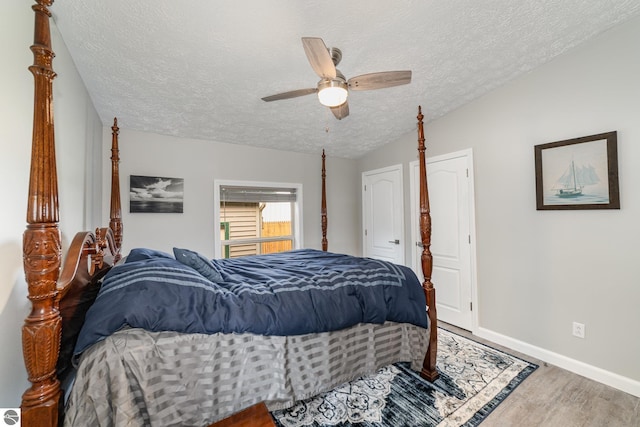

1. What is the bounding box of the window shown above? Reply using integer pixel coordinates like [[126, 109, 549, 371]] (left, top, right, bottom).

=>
[[214, 181, 303, 258]]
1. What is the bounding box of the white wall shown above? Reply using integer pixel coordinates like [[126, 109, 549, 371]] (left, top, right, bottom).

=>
[[0, 0, 102, 407], [103, 129, 360, 259], [360, 16, 640, 394]]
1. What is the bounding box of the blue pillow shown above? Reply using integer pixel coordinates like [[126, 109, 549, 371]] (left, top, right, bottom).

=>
[[126, 248, 174, 263], [173, 248, 223, 283]]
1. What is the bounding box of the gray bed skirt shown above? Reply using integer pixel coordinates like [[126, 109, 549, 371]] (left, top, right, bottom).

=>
[[65, 321, 429, 426]]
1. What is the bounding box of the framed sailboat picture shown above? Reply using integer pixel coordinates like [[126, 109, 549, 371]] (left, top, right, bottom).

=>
[[534, 131, 620, 210]]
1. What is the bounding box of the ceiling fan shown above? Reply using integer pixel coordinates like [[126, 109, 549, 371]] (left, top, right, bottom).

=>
[[261, 37, 412, 120]]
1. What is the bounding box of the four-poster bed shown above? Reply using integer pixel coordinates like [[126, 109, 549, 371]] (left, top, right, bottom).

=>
[[20, 1, 437, 425]]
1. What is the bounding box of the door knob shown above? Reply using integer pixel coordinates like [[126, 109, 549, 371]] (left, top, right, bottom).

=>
[[388, 239, 400, 245], [416, 241, 424, 248]]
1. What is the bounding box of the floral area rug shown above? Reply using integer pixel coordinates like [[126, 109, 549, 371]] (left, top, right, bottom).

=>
[[271, 328, 537, 426]]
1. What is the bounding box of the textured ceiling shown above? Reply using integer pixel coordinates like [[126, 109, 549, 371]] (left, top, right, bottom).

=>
[[51, 1, 640, 159]]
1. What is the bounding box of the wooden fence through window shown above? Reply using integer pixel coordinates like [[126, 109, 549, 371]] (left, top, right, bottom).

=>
[[261, 221, 292, 254]]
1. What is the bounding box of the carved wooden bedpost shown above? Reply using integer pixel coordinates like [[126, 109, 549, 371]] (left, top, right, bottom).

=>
[[321, 149, 328, 251], [21, 0, 62, 424], [110, 118, 123, 260], [417, 106, 439, 381]]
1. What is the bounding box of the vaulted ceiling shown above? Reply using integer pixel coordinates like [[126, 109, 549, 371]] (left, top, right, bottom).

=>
[[52, 1, 640, 158]]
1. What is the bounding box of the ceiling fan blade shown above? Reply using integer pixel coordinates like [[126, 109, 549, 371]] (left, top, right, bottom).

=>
[[330, 101, 349, 120], [302, 37, 336, 79], [347, 70, 412, 91], [261, 88, 317, 102]]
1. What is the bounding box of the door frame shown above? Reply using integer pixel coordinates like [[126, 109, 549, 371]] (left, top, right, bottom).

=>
[[410, 148, 479, 332]]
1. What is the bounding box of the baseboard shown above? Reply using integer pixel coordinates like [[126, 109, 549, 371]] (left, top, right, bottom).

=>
[[475, 327, 640, 398]]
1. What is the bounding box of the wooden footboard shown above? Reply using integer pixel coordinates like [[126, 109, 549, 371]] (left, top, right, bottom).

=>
[[21, 4, 122, 425], [417, 106, 439, 381]]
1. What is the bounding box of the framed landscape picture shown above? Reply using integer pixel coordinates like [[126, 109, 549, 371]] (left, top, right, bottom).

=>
[[130, 175, 184, 213], [534, 131, 619, 210]]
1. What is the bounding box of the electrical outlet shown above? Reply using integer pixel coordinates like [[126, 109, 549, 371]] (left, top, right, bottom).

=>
[[572, 322, 585, 338]]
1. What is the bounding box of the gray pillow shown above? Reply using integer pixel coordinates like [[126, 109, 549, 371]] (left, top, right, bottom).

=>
[[126, 247, 174, 263], [173, 248, 223, 283]]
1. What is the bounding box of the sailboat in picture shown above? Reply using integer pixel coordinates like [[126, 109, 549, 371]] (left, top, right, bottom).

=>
[[552, 160, 600, 198]]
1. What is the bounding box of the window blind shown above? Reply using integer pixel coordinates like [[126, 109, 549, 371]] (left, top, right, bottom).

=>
[[220, 185, 297, 203]]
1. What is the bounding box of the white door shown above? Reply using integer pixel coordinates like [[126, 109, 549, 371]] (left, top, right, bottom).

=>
[[410, 149, 476, 331], [362, 165, 404, 265]]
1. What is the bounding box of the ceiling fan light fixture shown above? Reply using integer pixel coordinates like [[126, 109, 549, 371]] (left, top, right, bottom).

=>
[[262, 37, 412, 120], [317, 79, 348, 107]]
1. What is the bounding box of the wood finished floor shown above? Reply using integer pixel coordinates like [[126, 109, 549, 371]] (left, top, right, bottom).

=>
[[442, 323, 640, 426]]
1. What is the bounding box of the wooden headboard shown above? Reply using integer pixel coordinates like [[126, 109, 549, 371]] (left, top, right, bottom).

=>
[[321, 149, 328, 251]]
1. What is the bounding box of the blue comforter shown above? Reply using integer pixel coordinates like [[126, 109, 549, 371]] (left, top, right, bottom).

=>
[[74, 248, 428, 356]]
